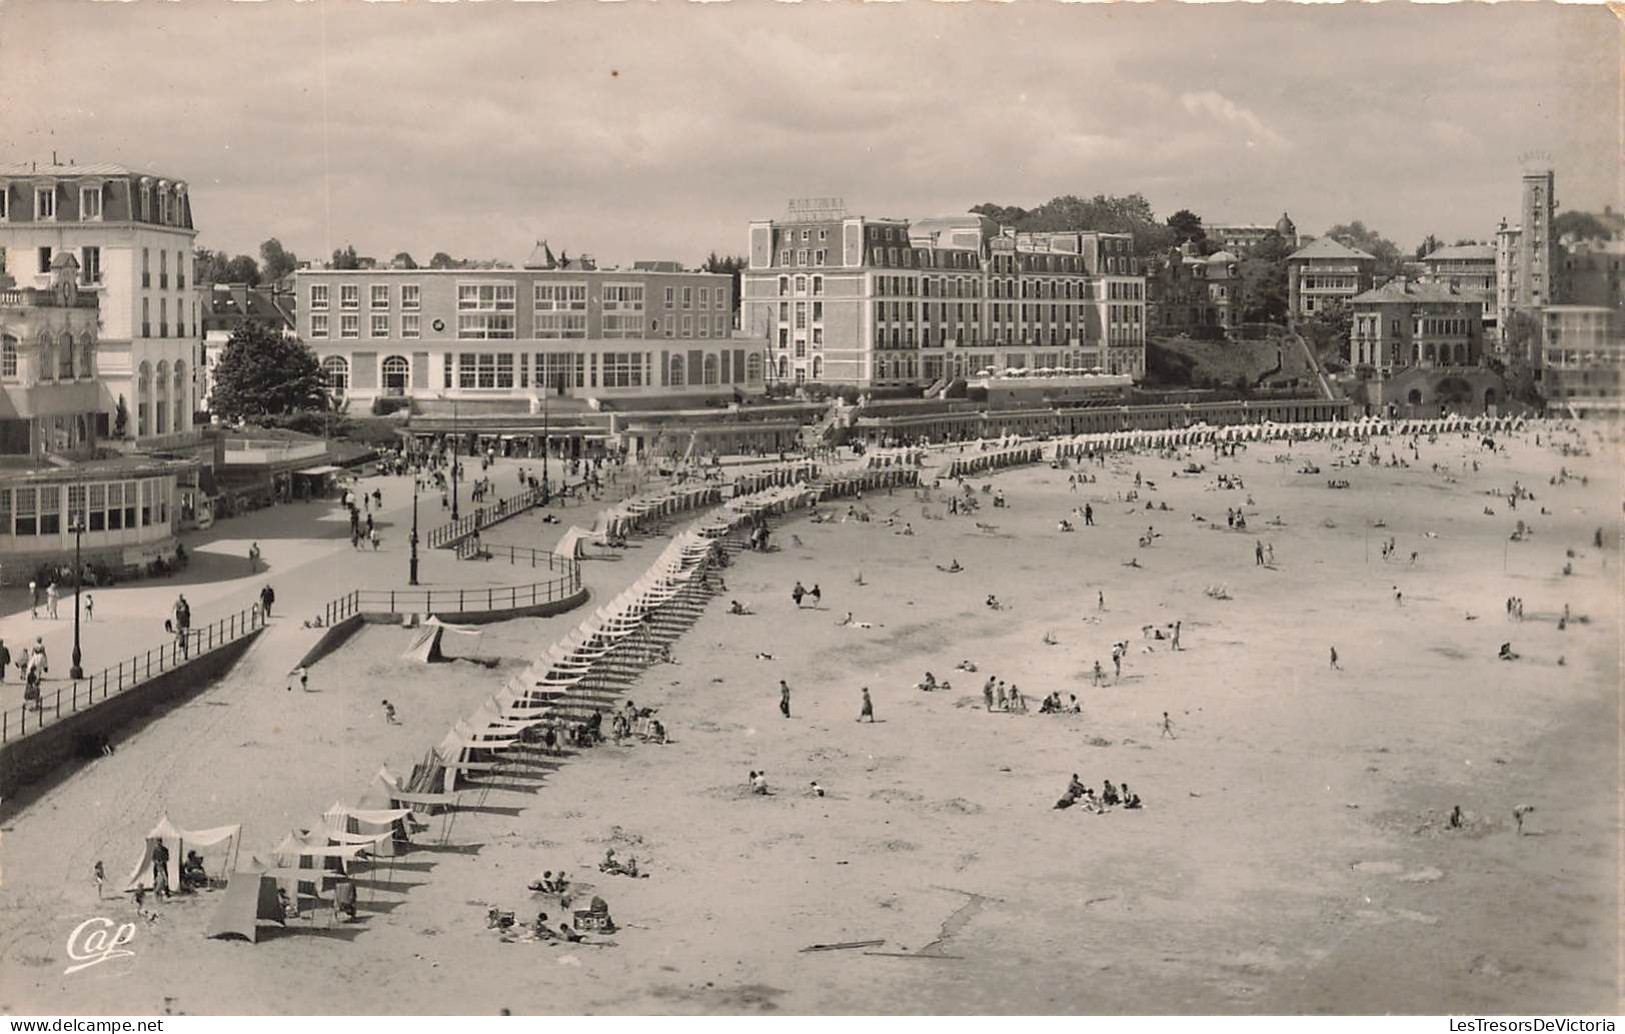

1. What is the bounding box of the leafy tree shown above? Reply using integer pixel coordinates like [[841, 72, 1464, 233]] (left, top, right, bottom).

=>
[[392, 251, 419, 270], [1453, 238, 1483, 247], [701, 252, 747, 317], [114, 395, 129, 438], [428, 251, 458, 270], [1302, 298, 1353, 357], [1239, 231, 1291, 323], [331, 244, 361, 270], [1326, 220, 1404, 278], [1166, 209, 1207, 245], [194, 248, 232, 285], [1414, 233, 1443, 260], [222, 254, 262, 286], [209, 322, 329, 419], [1553, 211, 1613, 243], [260, 238, 299, 282], [970, 194, 1176, 256]]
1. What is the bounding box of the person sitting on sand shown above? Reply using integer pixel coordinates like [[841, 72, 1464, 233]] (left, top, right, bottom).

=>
[[1102, 780, 1120, 807], [557, 922, 585, 943], [920, 671, 938, 691], [532, 911, 559, 941], [728, 600, 751, 616], [1498, 642, 1519, 661], [1123, 792, 1142, 810], [529, 871, 556, 893], [809, 781, 825, 798], [749, 770, 770, 795], [181, 850, 209, 890], [986, 594, 1002, 610], [1058, 519, 1074, 533], [1068, 694, 1081, 714], [956, 659, 978, 672], [648, 719, 667, 744]]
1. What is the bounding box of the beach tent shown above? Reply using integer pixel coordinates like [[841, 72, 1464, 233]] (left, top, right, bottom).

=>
[[123, 815, 241, 893], [555, 526, 594, 560], [399, 617, 482, 663], [205, 868, 285, 942]]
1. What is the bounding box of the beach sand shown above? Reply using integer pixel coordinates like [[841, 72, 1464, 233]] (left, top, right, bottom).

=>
[[1, 428, 1618, 1015]]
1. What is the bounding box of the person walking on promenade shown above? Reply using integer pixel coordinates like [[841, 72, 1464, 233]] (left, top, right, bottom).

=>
[[260, 584, 276, 619], [858, 687, 875, 723], [1329, 645, 1341, 670], [46, 581, 59, 620], [779, 679, 792, 719]]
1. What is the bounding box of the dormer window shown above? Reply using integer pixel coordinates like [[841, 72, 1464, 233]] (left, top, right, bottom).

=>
[[139, 182, 152, 221], [80, 185, 101, 220], [35, 185, 55, 221], [158, 190, 171, 226]]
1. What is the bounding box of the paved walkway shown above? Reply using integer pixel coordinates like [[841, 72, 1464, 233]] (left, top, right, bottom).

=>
[[0, 456, 649, 714]]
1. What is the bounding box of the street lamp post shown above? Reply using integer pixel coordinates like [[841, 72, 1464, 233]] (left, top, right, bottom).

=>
[[409, 481, 420, 585], [69, 515, 84, 680], [450, 397, 460, 522]]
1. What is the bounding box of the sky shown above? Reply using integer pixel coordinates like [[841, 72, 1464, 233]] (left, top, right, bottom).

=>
[[0, 1, 1618, 269]]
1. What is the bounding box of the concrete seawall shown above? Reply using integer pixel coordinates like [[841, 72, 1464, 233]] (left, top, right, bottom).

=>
[[0, 630, 264, 800]]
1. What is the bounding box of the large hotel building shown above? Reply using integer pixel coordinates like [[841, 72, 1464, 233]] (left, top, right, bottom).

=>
[[294, 250, 755, 409], [0, 162, 202, 446], [742, 204, 1146, 389]]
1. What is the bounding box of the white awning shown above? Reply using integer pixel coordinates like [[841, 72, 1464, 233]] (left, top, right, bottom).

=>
[[297, 465, 343, 475]]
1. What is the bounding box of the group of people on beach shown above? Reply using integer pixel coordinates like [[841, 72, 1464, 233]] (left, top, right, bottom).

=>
[[1055, 774, 1142, 813]]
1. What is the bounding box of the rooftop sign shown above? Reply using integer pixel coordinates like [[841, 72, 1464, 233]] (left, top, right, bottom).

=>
[[786, 197, 847, 222]]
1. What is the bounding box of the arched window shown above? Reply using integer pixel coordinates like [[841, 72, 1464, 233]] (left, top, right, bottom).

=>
[[1407, 388, 1423, 406], [59, 333, 76, 379], [1423, 344, 1435, 364], [382, 355, 410, 395], [669, 354, 685, 387], [137, 361, 152, 437], [78, 334, 93, 379], [173, 361, 187, 433], [2, 336, 18, 380], [812, 356, 823, 380], [702, 354, 719, 385], [155, 361, 170, 434], [745, 353, 763, 383], [40, 332, 55, 383], [323, 356, 349, 399]]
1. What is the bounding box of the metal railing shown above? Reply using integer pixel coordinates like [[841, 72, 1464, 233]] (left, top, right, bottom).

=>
[[425, 483, 548, 549], [353, 552, 581, 615], [0, 604, 266, 745]]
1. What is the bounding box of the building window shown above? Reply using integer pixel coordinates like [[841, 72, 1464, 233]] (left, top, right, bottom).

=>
[[80, 186, 101, 220], [600, 352, 644, 388], [682, 315, 693, 337], [340, 314, 359, 338], [311, 314, 330, 338], [80, 246, 101, 284], [0, 191, 7, 220], [459, 283, 517, 311], [402, 284, 420, 310], [703, 354, 719, 385], [664, 286, 674, 306], [682, 287, 693, 309], [340, 284, 359, 309], [457, 314, 516, 340], [716, 315, 727, 336], [371, 284, 389, 308], [371, 314, 389, 338], [402, 314, 420, 339], [38, 246, 53, 275], [602, 283, 644, 338], [322, 356, 349, 398], [35, 186, 55, 220], [158, 190, 170, 225], [177, 250, 186, 290], [0, 337, 13, 379], [377, 355, 410, 396], [310, 284, 329, 310]]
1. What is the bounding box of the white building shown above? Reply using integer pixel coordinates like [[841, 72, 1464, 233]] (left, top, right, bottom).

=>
[[0, 162, 201, 446]]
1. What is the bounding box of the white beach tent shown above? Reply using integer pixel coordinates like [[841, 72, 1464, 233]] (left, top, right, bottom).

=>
[[123, 814, 241, 893]]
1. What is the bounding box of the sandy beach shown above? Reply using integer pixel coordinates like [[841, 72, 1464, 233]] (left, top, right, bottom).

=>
[[0, 425, 1618, 1015]]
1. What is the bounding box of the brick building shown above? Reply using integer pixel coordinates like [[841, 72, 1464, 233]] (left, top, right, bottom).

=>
[[1147, 242, 1242, 338], [293, 252, 755, 410], [741, 204, 1146, 389]]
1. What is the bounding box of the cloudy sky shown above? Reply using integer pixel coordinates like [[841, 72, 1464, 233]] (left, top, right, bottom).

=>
[[1, 1, 1617, 267]]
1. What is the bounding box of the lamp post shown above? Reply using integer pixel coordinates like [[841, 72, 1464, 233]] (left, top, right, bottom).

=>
[[450, 396, 460, 521], [69, 514, 84, 680], [409, 480, 420, 585]]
